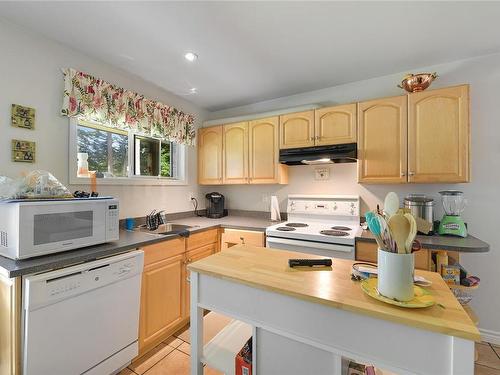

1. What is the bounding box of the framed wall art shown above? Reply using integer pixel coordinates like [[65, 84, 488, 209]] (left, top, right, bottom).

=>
[[12, 139, 36, 163], [11, 104, 36, 130]]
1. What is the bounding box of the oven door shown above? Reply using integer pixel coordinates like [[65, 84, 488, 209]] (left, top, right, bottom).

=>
[[266, 236, 354, 259], [19, 201, 106, 259]]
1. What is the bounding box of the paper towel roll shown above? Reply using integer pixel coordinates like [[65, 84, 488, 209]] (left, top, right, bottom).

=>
[[270, 195, 281, 221]]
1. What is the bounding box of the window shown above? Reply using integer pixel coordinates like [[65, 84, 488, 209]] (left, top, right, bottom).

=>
[[133, 135, 178, 177], [77, 123, 129, 177], [71, 119, 186, 184]]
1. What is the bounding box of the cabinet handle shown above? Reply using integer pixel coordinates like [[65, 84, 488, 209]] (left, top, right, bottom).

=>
[[240, 237, 245, 245], [401, 172, 406, 177], [408, 172, 415, 176], [316, 136, 320, 140]]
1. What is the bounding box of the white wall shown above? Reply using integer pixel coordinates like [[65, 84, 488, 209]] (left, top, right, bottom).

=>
[[207, 53, 500, 342], [0, 19, 209, 218]]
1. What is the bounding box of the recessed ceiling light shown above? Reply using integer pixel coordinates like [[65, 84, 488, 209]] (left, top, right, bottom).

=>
[[189, 88, 198, 94], [184, 52, 198, 62]]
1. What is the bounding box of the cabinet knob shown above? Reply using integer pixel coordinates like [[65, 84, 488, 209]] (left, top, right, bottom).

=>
[[310, 137, 314, 141], [401, 172, 406, 177], [240, 237, 245, 245], [408, 172, 415, 176]]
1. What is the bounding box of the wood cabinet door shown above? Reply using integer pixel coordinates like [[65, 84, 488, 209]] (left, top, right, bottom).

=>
[[279, 110, 315, 149], [249, 116, 280, 184], [198, 126, 223, 185], [408, 85, 470, 183], [184, 244, 217, 318], [314, 103, 357, 145], [223, 122, 249, 184], [221, 229, 265, 250], [358, 95, 408, 184], [139, 254, 185, 353]]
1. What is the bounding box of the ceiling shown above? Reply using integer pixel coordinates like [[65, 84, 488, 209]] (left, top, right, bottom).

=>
[[1, 1, 500, 111]]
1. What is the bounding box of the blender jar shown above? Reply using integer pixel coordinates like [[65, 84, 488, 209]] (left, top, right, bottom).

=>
[[439, 190, 466, 216]]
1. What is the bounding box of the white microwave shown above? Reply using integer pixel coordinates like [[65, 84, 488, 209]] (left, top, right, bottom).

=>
[[0, 197, 119, 260]]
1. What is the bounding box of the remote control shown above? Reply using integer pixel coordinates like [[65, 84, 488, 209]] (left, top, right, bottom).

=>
[[288, 258, 332, 268]]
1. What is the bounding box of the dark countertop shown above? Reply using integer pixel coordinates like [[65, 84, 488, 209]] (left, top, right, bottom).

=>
[[1, 214, 489, 278], [169, 215, 279, 232], [0, 230, 175, 278], [356, 230, 490, 253], [0, 215, 280, 278]]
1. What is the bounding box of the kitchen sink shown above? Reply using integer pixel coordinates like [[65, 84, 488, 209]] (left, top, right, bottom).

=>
[[137, 223, 193, 235]]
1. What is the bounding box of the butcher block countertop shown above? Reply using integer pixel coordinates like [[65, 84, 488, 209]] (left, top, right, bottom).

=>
[[189, 245, 480, 342]]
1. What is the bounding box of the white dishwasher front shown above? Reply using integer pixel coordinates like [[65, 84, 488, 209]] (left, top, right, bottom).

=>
[[22, 250, 144, 375]]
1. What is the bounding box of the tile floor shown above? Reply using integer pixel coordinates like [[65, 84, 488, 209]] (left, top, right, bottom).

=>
[[120, 312, 500, 375]]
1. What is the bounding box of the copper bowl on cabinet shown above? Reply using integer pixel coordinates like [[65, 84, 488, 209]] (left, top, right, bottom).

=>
[[398, 73, 438, 93]]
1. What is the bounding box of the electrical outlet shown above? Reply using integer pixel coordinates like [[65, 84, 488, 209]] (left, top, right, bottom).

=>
[[315, 167, 330, 180], [188, 192, 195, 202]]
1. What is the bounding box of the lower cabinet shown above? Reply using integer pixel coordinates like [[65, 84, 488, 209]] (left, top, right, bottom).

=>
[[355, 241, 429, 270], [221, 228, 265, 250], [183, 243, 218, 319], [138, 238, 186, 355], [137, 229, 220, 358]]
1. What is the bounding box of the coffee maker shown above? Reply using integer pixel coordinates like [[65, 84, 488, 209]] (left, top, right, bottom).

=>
[[205, 192, 227, 219]]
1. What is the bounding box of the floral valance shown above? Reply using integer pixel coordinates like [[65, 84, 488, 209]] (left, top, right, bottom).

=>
[[61, 68, 196, 145]]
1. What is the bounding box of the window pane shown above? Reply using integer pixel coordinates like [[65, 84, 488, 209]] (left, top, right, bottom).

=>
[[160, 142, 172, 177], [111, 133, 129, 177], [77, 124, 128, 177], [134, 136, 160, 176]]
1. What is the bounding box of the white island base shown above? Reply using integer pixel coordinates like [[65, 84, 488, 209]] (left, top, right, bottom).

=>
[[189, 246, 478, 375]]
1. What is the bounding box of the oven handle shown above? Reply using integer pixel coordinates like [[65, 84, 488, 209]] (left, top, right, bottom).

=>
[[266, 236, 353, 252]]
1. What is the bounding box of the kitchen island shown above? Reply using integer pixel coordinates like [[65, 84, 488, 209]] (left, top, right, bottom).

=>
[[188, 245, 480, 375]]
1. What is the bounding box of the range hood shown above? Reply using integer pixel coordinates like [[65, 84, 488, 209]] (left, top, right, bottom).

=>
[[279, 143, 357, 165]]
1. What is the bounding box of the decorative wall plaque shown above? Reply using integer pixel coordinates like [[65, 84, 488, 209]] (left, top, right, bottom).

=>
[[11, 104, 36, 130], [12, 139, 36, 163]]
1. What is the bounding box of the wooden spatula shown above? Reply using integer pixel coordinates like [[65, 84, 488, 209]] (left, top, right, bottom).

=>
[[388, 213, 411, 254]]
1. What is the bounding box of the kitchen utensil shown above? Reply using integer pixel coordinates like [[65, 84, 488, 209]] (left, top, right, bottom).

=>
[[438, 190, 467, 237], [383, 192, 399, 218], [404, 213, 417, 253], [365, 211, 386, 249], [361, 278, 435, 308], [397, 72, 438, 93], [404, 194, 434, 235], [388, 213, 410, 254]]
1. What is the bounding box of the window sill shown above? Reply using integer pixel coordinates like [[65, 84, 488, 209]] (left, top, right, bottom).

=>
[[69, 176, 188, 186]]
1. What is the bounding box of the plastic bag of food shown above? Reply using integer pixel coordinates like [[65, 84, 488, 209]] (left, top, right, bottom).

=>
[[0, 176, 17, 200], [0, 171, 73, 200]]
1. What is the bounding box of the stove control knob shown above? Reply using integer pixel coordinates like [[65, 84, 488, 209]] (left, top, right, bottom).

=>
[[333, 205, 338, 210]]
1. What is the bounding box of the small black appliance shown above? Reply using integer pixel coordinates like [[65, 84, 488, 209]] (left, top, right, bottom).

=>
[[205, 192, 227, 219]]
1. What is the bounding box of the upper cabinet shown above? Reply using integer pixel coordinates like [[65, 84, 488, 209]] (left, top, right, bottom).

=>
[[358, 85, 470, 184], [223, 122, 248, 184], [358, 96, 408, 184], [199, 117, 287, 185], [408, 85, 470, 183], [315, 103, 357, 146], [249, 117, 287, 184], [279, 110, 315, 149], [198, 126, 223, 185]]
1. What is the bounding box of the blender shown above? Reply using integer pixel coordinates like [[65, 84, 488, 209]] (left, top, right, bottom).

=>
[[438, 190, 467, 237]]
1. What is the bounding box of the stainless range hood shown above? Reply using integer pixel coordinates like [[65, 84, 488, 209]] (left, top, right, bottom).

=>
[[279, 143, 357, 165]]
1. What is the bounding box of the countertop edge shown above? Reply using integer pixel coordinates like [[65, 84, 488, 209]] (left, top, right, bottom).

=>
[[188, 260, 481, 342]]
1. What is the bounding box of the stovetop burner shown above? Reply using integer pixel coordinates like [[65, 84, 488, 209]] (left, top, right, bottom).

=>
[[320, 230, 350, 237], [286, 223, 309, 228], [331, 226, 352, 231], [277, 226, 296, 231]]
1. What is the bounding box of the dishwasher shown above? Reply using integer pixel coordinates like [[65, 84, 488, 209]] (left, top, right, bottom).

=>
[[22, 250, 144, 375]]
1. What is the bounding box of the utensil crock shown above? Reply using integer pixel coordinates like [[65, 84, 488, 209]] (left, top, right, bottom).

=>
[[377, 249, 415, 302]]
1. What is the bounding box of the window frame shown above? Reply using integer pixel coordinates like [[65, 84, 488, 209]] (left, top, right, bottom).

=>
[[69, 117, 187, 186]]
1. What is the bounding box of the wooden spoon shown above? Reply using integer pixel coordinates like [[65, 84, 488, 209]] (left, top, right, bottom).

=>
[[404, 213, 417, 254], [388, 213, 411, 254]]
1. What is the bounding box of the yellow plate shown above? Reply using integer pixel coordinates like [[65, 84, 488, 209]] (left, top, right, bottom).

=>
[[360, 278, 435, 308]]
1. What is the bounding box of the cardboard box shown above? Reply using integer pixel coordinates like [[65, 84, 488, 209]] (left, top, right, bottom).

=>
[[235, 337, 252, 375]]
